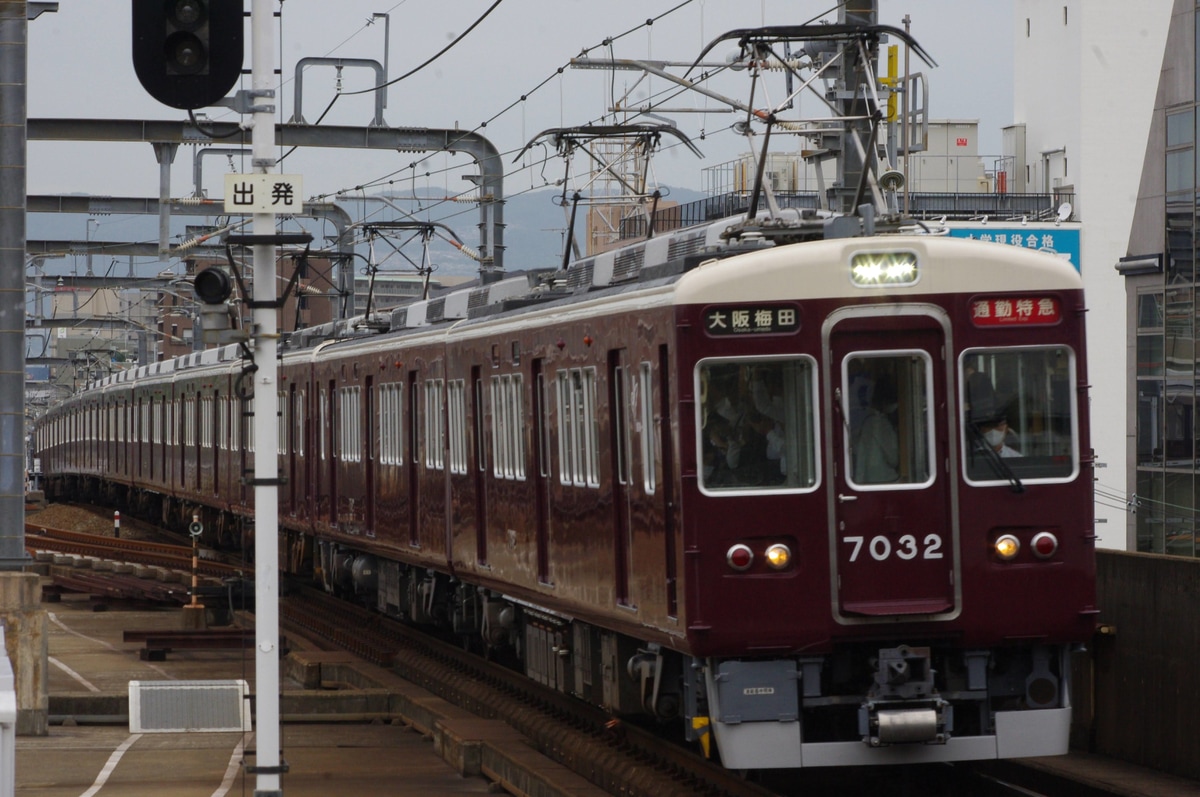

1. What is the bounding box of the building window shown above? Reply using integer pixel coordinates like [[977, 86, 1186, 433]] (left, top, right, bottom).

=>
[[1166, 110, 1195, 195]]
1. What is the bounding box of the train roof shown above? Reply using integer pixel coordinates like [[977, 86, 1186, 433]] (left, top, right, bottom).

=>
[[673, 234, 1083, 306], [62, 215, 1084, 397]]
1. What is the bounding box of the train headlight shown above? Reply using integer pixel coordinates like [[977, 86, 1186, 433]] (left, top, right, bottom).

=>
[[1031, 532, 1059, 559], [994, 534, 1020, 561], [765, 543, 792, 570], [850, 251, 919, 287], [726, 544, 753, 571]]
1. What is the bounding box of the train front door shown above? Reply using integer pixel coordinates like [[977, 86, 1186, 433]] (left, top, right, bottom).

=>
[[825, 308, 960, 622]]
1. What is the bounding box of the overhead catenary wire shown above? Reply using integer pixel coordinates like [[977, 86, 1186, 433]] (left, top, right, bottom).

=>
[[314, 2, 705, 208]]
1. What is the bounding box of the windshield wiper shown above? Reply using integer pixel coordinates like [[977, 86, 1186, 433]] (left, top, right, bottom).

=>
[[968, 424, 1025, 494]]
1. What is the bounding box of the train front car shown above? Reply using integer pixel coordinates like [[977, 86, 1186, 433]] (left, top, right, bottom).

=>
[[673, 235, 1095, 768]]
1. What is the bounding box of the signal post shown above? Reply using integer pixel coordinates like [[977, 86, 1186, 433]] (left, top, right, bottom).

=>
[[133, 2, 295, 793]]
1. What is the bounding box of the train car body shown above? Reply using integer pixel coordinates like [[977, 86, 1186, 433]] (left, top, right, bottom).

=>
[[37, 222, 1096, 769]]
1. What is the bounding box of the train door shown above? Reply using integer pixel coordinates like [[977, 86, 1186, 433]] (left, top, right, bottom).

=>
[[135, 398, 143, 480], [532, 358, 550, 584], [288, 383, 297, 512], [365, 376, 376, 536], [825, 308, 959, 621], [471, 366, 488, 565], [327, 379, 338, 525], [608, 349, 634, 607], [212, 391, 220, 496], [656, 345, 678, 618], [407, 370, 420, 547]]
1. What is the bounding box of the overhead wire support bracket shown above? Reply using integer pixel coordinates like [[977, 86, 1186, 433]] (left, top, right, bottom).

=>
[[223, 232, 314, 311]]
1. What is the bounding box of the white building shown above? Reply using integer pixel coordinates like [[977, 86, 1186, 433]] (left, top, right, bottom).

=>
[[1011, 0, 1173, 548]]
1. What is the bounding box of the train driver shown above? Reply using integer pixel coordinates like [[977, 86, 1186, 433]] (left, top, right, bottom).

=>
[[977, 415, 1021, 458]]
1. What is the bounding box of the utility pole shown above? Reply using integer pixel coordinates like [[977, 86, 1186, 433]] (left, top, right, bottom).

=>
[[134, 2, 287, 791], [248, 1, 283, 792], [833, 0, 880, 214], [0, 0, 54, 749]]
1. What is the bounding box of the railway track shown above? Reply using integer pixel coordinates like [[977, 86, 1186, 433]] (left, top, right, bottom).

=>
[[20, 506, 1096, 796], [25, 521, 246, 579], [278, 585, 1082, 797], [280, 583, 780, 797]]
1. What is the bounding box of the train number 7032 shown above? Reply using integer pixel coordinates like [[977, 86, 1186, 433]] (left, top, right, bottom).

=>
[[843, 534, 944, 562]]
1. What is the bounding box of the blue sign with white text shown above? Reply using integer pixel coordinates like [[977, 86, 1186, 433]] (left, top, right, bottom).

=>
[[946, 224, 1081, 272]]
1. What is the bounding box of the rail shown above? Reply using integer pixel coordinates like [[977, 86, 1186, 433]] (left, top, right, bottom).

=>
[[25, 523, 244, 579]]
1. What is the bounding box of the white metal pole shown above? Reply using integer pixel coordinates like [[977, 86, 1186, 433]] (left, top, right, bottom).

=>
[[250, 0, 282, 794]]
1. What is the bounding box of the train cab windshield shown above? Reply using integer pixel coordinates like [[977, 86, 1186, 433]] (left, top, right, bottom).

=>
[[698, 358, 818, 493], [962, 346, 1078, 484]]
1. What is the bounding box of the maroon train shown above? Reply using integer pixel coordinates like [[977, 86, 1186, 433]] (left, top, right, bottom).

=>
[[37, 221, 1096, 768]]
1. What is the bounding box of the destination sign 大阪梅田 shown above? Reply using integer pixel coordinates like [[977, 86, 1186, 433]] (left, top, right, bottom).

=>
[[704, 305, 800, 336]]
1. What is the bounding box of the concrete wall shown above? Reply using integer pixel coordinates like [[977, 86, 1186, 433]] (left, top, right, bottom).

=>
[[0, 574, 46, 736], [1085, 550, 1200, 778]]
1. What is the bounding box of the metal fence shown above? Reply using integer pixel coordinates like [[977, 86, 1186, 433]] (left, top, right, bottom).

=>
[[620, 190, 1076, 240]]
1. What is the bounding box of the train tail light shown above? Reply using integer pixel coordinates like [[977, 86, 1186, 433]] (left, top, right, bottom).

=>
[[765, 543, 792, 570], [993, 534, 1020, 561], [1031, 532, 1059, 559], [726, 544, 753, 571]]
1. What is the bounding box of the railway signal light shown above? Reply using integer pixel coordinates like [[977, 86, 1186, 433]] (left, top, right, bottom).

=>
[[194, 266, 237, 345], [132, 0, 244, 110]]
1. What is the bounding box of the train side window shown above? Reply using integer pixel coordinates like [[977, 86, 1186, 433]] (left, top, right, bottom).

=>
[[640, 361, 656, 495], [338, 386, 362, 463], [491, 374, 526, 481], [296, 389, 305, 457], [697, 357, 818, 493], [186, 397, 195, 447], [234, 395, 243, 453], [378, 382, 403, 466], [203, 396, 213, 450], [277, 390, 287, 456], [424, 379, 445, 471], [961, 346, 1078, 484], [448, 379, 467, 474], [556, 367, 599, 488], [844, 352, 933, 490], [319, 388, 328, 461]]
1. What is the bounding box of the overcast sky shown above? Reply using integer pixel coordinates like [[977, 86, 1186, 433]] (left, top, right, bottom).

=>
[[26, 1, 1013, 217]]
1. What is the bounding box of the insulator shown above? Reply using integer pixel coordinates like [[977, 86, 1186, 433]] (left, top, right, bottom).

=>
[[753, 58, 804, 72], [452, 194, 480, 203], [174, 196, 220, 205], [453, 242, 481, 261], [175, 235, 207, 253]]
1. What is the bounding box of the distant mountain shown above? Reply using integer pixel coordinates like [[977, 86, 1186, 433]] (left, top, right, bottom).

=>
[[441, 185, 709, 278]]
